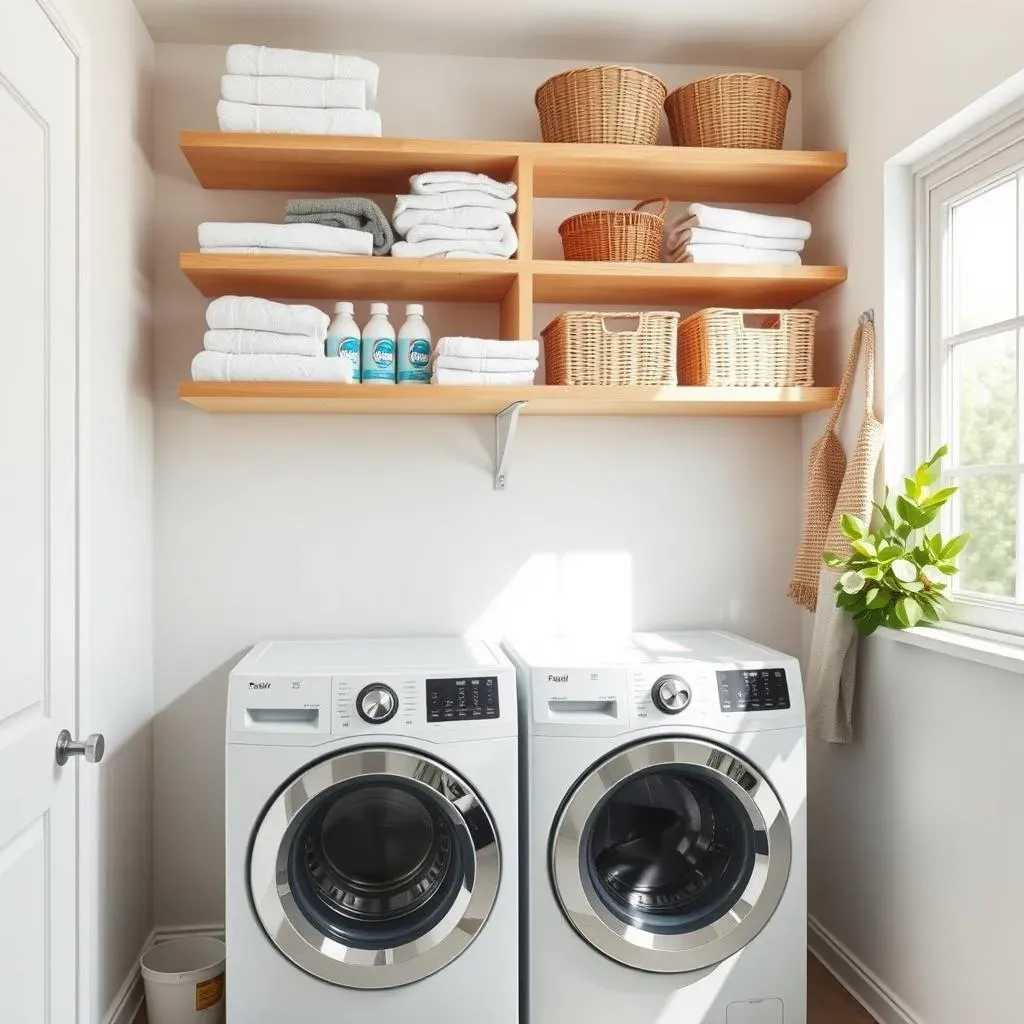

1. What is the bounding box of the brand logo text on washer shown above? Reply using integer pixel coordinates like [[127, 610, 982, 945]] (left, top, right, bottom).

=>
[[249, 681, 272, 690], [548, 674, 569, 683]]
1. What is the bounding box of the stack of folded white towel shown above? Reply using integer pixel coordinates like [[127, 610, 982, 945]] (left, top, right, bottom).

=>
[[197, 222, 374, 258], [431, 338, 539, 386], [392, 173, 519, 260], [665, 203, 811, 265], [218, 44, 382, 137], [191, 297, 354, 382]]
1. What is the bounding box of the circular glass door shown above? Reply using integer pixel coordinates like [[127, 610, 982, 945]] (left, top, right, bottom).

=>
[[551, 738, 791, 973], [249, 748, 500, 989]]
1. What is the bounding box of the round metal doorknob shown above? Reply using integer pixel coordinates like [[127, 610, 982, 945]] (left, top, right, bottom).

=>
[[55, 730, 105, 767]]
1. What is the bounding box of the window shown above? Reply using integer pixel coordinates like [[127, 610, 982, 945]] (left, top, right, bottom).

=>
[[920, 117, 1024, 634]]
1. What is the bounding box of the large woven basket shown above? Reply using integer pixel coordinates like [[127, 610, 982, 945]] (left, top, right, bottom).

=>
[[542, 311, 678, 385], [665, 74, 790, 149], [679, 308, 816, 387], [536, 65, 667, 144], [559, 198, 668, 262]]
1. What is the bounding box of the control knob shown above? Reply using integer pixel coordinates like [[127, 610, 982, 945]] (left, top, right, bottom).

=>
[[651, 675, 691, 715], [357, 683, 399, 724]]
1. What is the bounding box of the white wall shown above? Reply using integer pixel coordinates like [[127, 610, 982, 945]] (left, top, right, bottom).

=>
[[151, 45, 808, 927], [801, 2, 1024, 1022], [67, 0, 155, 1020]]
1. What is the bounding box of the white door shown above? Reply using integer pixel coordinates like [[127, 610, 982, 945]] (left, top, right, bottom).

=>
[[0, 1, 81, 1021]]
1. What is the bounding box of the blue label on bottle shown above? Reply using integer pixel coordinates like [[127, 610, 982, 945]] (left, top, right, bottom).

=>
[[398, 337, 432, 383], [363, 337, 396, 381], [340, 338, 360, 381]]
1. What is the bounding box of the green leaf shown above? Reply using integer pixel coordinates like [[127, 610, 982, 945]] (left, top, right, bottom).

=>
[[867, 589, 891, 610], [891, 558, 918, 583], [851, 539, 877, 558], [896, 521, 913, 540], [840, 514, 868, 541], [929, 444, 950, 463], [941, 533, 971, 559], [822, 552, 845, 568], [920, 486, 958, 509], [840, 570, 867, 594], [877, 543, 903, 563], [921, 564, 945, 587], [899, 580, 925, 593], [904, 476, 922, 500], [836, 588, 860, 610], [877, 501, 896, 528], [897, 495, 932, 529], [861, 565, 883, 580], [856, 608, 886, 636], [900, 596, 923, 627], [919, 601, 941, 623], [936, 562, 959, 575], [893, 600, 910, 627], [928, 533, 944, 558]]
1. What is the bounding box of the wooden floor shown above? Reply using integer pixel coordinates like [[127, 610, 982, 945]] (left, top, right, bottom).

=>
[[132, 954, 873, 1023]]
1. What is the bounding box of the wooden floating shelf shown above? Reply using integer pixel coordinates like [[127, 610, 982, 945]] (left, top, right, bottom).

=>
[[178, 383, 839, 417], [180, 253, 846, 307], [181, 132, 847, 203]]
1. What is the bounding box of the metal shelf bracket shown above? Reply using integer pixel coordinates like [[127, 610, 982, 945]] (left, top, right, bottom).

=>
[[494, 401, 527, 490]]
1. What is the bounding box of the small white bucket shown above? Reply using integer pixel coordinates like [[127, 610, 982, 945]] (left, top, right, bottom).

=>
[[141, 937, 226, 1024]]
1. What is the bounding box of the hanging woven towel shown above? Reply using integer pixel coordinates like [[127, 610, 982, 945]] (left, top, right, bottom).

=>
[[788, 318, 870, 609], [806, 314, 884, 743]]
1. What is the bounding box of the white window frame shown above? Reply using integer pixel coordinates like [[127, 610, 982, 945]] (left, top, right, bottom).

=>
[[916, 109, 1024, 636]]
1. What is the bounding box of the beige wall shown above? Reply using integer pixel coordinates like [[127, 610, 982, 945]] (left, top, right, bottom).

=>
[[67, 0, 155, 1020], [801, 1, 1024, 1021], [151, 44, 808, 928]]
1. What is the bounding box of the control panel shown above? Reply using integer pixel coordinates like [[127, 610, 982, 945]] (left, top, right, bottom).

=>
[[356, 683, 399, 725], [717, 668, 791, 713], [426, 676, 500, 723]]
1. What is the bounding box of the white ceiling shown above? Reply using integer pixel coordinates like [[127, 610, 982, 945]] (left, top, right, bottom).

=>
[[134, 0, 871, 68]]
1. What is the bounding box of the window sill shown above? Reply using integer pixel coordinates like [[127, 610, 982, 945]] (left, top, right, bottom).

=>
[[876, 624, 1024, 674]]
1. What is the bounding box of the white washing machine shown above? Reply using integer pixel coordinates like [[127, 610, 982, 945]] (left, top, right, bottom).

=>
[[226, 638, 519, 1023], [505, 630, 806, 1024]]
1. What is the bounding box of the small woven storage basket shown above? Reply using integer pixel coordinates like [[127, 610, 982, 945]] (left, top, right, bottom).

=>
[[559, 198, 668, 262], [678, 308, 817, 387], [542, 311, 679, 385], [665, 74, 790, 149], [536, 65, 667, 144]]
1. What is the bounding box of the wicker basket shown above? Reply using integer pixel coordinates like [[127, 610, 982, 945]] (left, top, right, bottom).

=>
[[665, 74, 790, 149], [536, 65, 667, 144], [679, 308, 817, 387], [542, 311, 678, 385], [559, 198, 668, 262]]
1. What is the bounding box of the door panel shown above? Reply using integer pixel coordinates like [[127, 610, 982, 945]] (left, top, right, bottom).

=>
[[0, 1, 79, 1021]]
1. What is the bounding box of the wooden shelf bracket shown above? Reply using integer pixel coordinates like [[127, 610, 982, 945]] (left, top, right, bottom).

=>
[[494, 401, 527, 490]]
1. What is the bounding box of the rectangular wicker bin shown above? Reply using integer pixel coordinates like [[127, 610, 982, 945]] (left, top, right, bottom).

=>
[[678, 308, 817, 387], [542, 311, 679, 385]]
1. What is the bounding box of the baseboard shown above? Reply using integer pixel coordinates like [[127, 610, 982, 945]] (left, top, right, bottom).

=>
[[101, 925, 225, 1024], [808, 916, 926, 1024]]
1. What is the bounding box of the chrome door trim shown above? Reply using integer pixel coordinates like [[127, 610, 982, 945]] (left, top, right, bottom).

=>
[[249, 747, 501, 989], [551, 738, 791, 973]]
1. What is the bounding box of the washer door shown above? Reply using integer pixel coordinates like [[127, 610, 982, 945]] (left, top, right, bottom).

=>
[[249, 747, 500, 989], [551, 738, 791, 973]]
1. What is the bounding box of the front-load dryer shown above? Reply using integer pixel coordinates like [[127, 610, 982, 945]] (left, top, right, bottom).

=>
[[505, 630, 806, 1024], [226, 637, 518, 1023]]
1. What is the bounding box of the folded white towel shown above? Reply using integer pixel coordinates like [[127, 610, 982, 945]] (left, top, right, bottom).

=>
[[393, 207, 511, 236], [666, 224, 806, 253], [410, 172, 517, 199], [206, 296, 329, 338], [435, 337, 540, 360], [404, 220, 516, 248], [191, 351, 353, 383], [679, 244, 803, 265], [220, 74, 366, 109], [682, 203, 812, 241], [225, 45, 379, 102], [204, 329, 324, 357], [432, 368, 536, 386], [199, 247, 360, 256], [217, 100, 382, 136], [198, 222, 373, 256], [394, 192, 517, 216], [391, 231, 517, 259], [433, 354, 539, 373]]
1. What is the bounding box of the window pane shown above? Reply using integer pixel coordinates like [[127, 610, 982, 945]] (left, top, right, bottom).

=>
[[952, 330, 1018, 466], [952, 474, 1017, 598], [949, 177, 1018, 335]]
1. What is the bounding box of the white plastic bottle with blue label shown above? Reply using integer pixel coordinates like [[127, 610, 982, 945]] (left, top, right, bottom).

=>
[[361, 302, 396, 385], [397, 304, 432, 385], [326, 301, 361, 381]]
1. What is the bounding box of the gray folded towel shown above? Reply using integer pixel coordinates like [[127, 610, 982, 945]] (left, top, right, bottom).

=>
[[284, 197, 394, 256]]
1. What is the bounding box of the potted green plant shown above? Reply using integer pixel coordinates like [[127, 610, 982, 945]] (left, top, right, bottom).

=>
[[823, 446, 970, 635]]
